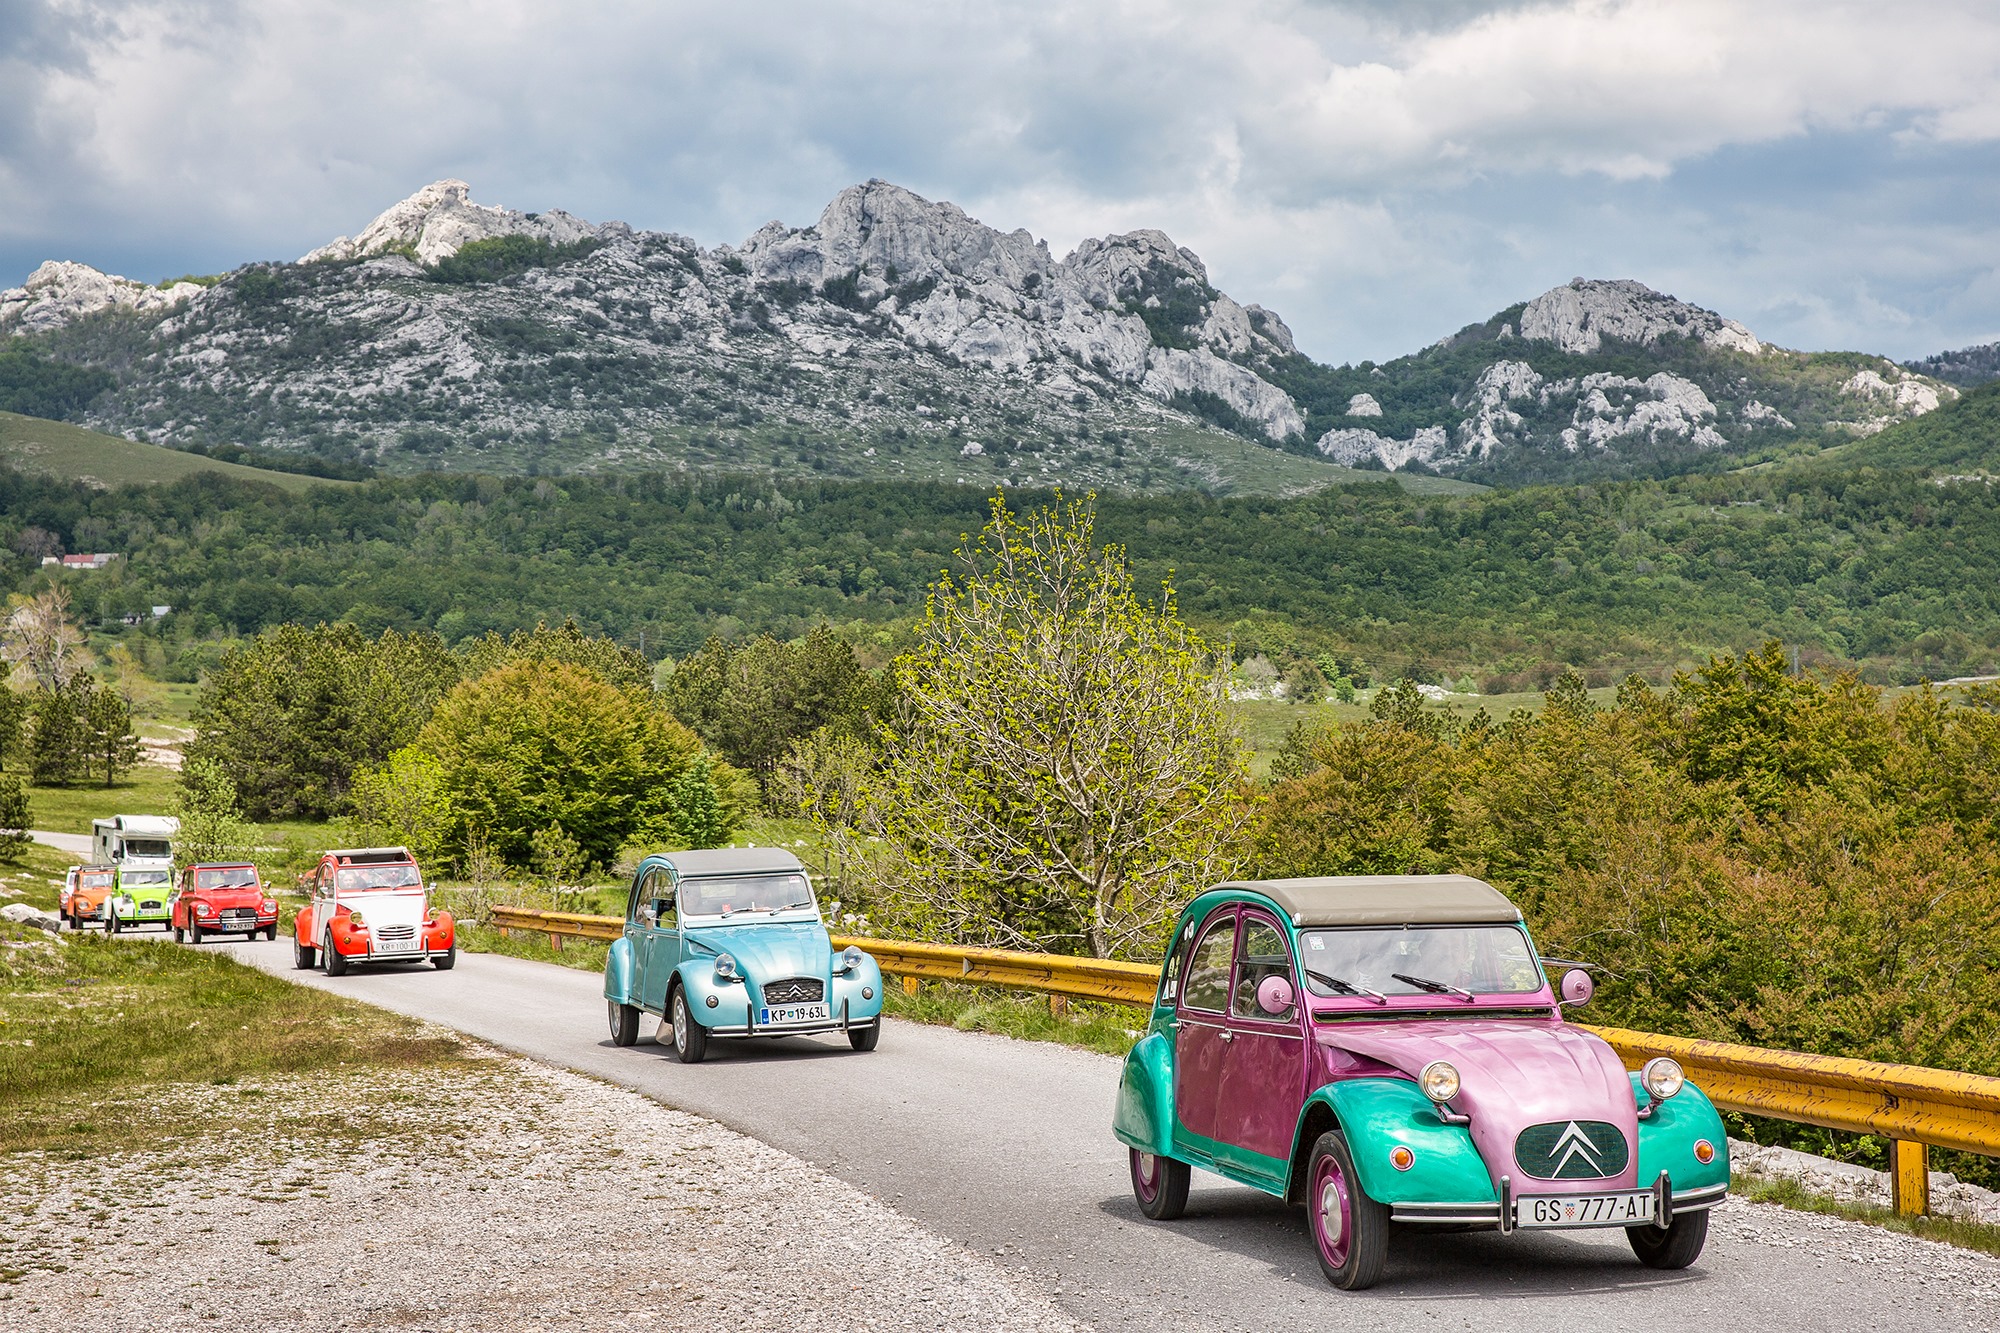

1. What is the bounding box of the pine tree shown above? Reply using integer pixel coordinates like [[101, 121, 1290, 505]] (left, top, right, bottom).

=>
[[27, 682, 87, 786], [0, 774, 30, 862], [82, 683, 143, 787]]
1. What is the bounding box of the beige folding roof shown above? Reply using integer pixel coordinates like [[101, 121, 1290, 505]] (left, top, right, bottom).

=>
[[1221, 874, 1522, 927]]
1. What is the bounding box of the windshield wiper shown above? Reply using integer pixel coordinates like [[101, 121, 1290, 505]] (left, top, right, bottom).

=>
[[1392, 972, 1476, 1001], [1304, 967, 1386, 1005]]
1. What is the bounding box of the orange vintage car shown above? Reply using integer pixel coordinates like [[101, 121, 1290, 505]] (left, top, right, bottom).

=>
[[292, 847, 455, 976], [59, 863, 117, 930]]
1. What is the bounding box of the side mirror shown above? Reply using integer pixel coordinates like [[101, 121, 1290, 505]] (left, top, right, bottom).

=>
[[1559, 969, 1595, 1007], [1257, 975, 1296, 1016]]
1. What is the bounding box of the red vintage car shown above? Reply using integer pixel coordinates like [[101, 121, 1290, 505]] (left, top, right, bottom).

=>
[[292, 846, 455, 976], [171, 863, 279, 943]]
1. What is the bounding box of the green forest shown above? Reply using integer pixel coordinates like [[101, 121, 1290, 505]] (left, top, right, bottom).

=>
[[0, 458, 1993, 685]]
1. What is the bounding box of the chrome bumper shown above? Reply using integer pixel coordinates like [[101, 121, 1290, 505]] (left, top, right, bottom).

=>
[[1391, 1181, 1728, 1226]]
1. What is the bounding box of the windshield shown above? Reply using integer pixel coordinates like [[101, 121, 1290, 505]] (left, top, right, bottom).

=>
[[196, 867, 260, 890], [336, 864, 422, 890], [79, 870, 114, 888], [1299, 925, 1544, 998], [680, 872, 815, 918], [121, 870, 171, 886], [121, 839, 172, 858]]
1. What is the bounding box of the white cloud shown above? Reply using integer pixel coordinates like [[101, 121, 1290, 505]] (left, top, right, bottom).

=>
[[7, 1, 2000, 362]]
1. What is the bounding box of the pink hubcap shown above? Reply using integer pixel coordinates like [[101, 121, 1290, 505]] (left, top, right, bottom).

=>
[[1313, 1156, 1351, 1268], [1133, 1151, 1160, 1201]]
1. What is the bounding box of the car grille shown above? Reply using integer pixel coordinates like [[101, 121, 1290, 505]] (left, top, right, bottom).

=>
[[219, 909, 259, 928], [1514, 1121, 1629, 1180], [375, 924, 417, 941], [763, 977, 824, 1005], [139, 900, 164, 912]]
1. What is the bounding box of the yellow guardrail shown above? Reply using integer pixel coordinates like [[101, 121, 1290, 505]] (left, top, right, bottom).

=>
[[488, 904, 1999, 1215]]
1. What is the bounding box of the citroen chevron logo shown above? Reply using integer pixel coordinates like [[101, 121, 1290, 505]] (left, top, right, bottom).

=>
[[1514, 1119, 1629, 1179], [1550, 1121, 1602, 1176]]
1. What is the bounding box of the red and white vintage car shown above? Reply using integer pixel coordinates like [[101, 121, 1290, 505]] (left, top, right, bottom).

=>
[[292, 847, 455, 976]]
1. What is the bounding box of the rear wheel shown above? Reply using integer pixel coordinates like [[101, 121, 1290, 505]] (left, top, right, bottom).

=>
[[608, 999, 641, 1047], [668, 987, 707, 1064], [1129, 1148, 1191, 1221], [1628, 1211, 1709, 1269], [322, 931, 349, 977], [1307, 1129, 1389, 1291], [847, 1022, 881, 1052]]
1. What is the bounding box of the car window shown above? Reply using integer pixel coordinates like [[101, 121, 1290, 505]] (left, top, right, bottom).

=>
[[1158, 924, 1188, 1004], [1180, 916, 1236, 1013], [336, 863, 422, 890], [1231, 916, 1297, 1022], [195, 867, 259, 889], [678, 872, 813, 918], [1299, 924, 1544, 997], [652, 872, 677, 928]]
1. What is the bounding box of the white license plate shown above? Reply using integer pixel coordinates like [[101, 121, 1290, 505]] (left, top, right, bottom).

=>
[[759, 1002, 830, 1026], [1516, 1191, 1654, 1228], [375, 935, 419, 953]]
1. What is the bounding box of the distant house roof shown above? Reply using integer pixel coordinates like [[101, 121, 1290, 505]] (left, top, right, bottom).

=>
[[1218, 874, 1523, 927], [56, 553, 118, 569]]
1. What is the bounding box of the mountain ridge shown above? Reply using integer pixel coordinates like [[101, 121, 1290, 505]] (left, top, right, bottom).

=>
[[0, 179, 1961, 489]]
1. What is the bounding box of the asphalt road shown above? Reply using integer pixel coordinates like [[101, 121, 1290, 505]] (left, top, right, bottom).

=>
[[208, 938, 2000, 1331]]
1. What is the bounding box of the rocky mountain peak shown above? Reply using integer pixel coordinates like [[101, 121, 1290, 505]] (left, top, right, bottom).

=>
[[0, 260, 204, 335], [1519, 277, 1763, 356], [300, 178, 610, 266]]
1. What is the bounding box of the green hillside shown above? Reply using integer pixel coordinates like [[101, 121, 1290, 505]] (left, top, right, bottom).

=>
[[1798, 380, 2000, 475], [0, 412, 340, 493]]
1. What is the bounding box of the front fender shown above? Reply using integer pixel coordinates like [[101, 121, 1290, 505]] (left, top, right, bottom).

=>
[[1112, 1032, 1176, 1157], [1634, 1076, 1731, 1194], [1304, 1078, 1496, 1206], [603, 935, 635, 1004], [831, 953, 885, 1021]]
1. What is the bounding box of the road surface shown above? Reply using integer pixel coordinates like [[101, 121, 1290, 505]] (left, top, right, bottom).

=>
[[209, 939, 2000, 1331]]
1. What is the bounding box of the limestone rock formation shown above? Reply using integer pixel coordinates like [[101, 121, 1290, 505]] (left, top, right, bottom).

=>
[[0, 261, 206, 335], [300, 179, 612, 266], [1520, 278, 1763, 356]]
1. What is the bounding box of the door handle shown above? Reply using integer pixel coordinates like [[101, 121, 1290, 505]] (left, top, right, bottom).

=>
[[1218, 1030, 1235, 1043]]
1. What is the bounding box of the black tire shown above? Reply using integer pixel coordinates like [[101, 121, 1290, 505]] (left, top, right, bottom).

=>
[[668, 987, 708, 1064], [432, 941, 456, 971], [1129, 1147, 1192, 1221], [847, 1021, 881, 1052], [292, 927, 317, 970], [188, 920, 204, 945], [1306, 1129, 1390, 1291], [107, 910, 121, 935], [1628, 1211, 1709, 1269], [322, 931, 349, 977], [608, 999, 641, 1047], [172, 921, 185, 943], [264, 925, 278, 942]]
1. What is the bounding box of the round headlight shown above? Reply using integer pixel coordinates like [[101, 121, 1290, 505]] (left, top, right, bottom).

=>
[[713, 952, 738, 981], [1642, 1056, 1685, 1103], [347, 911, 365, 927], [261, 900, 277, 912], [195, 902, 214, 915], [841, 946, 863, 972], [1418, 1060, 1461, 1105]]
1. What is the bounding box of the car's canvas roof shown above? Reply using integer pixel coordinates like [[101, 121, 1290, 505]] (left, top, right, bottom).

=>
[[660, 847, 805, 877], [1219, 874, 1522, 927], [324, 847, 414, 864]]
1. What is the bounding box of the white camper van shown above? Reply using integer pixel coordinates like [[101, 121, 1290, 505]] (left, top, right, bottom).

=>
[[93, 814, 180, 933]]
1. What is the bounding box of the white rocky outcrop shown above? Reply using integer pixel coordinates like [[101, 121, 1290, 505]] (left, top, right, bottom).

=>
[[1520, 278, 1763, 356], [0, 261, 205, 335], [1741, 399, 1794, 429], [1842, 367, 1947, 416], [1316, 424, 1449, 470], [301, 179, 611, 266], [1345, 393, 1383, 417], [1560, 371, 1724, 452]]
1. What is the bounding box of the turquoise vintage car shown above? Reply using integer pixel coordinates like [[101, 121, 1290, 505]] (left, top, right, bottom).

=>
[[1114, 875, 1729, 1290], [602, 847, 885, 1063]]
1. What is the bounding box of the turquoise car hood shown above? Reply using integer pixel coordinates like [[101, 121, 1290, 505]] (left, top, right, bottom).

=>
[[683, 921, 831, 981]]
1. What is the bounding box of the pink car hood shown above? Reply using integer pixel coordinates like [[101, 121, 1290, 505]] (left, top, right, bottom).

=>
[[1320, 1018, 1641, 1192]]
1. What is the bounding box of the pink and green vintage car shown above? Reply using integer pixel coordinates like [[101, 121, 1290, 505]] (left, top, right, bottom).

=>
[[1113, 875, 1728, 1290]]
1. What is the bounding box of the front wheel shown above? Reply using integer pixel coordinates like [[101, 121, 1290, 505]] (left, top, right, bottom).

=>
[[847, 1022, 881, 1052], [432, 941, 456, 971], [264, 925, 278, 942], [322, 932, 349, 977], [107, 911, 121, 935], [1306, 1129, 1389, 1291], [1130, 1148, 1191, 1221], [1628, 1211, 1709, 1269], [188, 921, 204, 944], [293, 929, 317, 970], [172, 921, 185, 943], [668, 987, 708, 1064], [608, 999, 640, 1047]]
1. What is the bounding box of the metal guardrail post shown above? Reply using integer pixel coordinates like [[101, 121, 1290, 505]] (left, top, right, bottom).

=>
[[1891, 1140, 1930, 1217]]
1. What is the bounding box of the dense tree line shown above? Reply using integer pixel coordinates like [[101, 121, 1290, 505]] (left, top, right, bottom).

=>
[[1, 463, 1995, 684]]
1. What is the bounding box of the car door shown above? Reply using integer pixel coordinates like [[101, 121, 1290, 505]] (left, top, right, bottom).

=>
[[1173, 909, 1238, 1148], [1213, 910, 1309, 1178], [636, 871, 681, 1014]]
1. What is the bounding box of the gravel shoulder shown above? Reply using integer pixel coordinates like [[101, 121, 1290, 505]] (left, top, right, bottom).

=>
[[0, 1041, 1082, 1332]]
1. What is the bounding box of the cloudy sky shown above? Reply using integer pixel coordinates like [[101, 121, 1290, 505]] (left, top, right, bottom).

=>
[[7, 0, 2000, 364]]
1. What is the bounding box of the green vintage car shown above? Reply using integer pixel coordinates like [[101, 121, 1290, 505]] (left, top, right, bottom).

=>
[[1114, 875, 1729, 1290], [105, 866, 175, 933]]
